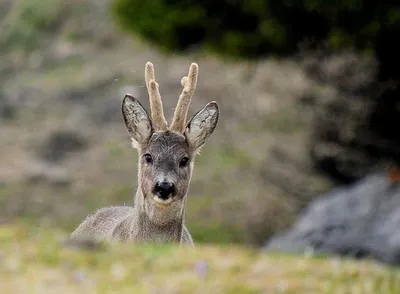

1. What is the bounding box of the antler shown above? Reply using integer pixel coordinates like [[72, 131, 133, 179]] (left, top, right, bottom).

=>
[[170, 63, 198, 133], [145, 62, 168, 131], [142, 62, 198, 133]]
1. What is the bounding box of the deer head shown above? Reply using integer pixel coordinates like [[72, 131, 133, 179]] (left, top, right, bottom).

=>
[[121, 62, 219, 226]]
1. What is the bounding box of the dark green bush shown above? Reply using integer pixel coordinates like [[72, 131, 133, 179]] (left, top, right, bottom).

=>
[[111, 0, 400, 60]]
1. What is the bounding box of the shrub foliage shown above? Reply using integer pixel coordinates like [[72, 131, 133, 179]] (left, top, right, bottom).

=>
[[112, 0, 400, 61]]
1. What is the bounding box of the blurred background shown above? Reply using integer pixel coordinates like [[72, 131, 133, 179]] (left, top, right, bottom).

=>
[[0, 0, 399, 251]]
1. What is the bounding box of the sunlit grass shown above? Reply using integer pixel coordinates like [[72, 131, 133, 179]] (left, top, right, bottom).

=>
[[0, 222, 399, 293]]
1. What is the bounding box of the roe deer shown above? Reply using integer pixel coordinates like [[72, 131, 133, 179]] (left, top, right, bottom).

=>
[[70, 62, 219, 246]]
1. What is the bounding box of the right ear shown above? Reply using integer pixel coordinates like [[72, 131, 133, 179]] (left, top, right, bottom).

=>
[[184, 101, 219, 152], [121, 95, 153, 148]]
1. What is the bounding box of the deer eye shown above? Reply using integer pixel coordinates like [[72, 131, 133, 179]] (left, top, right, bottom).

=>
[[144, 154, 153, 164], [179, 157, 189, 168]]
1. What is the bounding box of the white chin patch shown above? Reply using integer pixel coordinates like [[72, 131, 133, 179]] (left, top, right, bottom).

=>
[[153, 196, 173, 205]]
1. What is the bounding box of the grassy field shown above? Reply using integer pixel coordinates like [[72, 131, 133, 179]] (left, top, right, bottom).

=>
[[2, 3, 399, 293], [1, 222, 399, 294], [3, 3, 393, 292]]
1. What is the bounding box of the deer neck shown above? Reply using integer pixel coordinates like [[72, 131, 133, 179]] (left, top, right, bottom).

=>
[[132, 189, 186, 243]]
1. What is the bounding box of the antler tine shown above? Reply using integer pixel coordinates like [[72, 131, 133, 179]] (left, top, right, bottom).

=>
[[170, 63, 199, 133], [145, 62, 168, 131]]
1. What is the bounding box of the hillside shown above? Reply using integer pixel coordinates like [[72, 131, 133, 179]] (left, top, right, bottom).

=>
[[0, 0, 331, 245], [1, 1, 400, 293]]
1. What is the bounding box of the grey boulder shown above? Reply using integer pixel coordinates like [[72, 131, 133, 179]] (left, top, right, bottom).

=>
[[265, 173, 400, 265]]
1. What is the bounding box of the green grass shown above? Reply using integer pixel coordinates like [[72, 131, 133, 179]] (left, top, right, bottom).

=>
[[189, 220, 245, 244], [0, 222, 400, 293], [197, 145, 253, 170]]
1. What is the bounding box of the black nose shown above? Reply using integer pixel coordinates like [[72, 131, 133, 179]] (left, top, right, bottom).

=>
[[155, 182, 175, 199]]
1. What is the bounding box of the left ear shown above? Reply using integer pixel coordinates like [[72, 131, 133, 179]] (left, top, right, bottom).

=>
[[184, 101, 219, 151], [121, 94, 153, 148]]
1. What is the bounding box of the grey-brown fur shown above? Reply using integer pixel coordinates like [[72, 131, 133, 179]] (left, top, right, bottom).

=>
[[71, 62, 219, 246]]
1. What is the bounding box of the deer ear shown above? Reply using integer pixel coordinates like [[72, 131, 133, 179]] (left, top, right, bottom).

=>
[[184, 101, 219, 151], [121, 95, 153, 148]]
